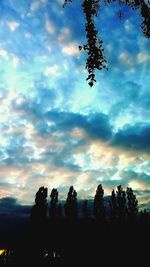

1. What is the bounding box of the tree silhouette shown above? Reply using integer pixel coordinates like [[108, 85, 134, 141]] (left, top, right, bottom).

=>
[[116, 185, 126, 223], [63, 0, 150, 86], [48, 188, 61, 260], [31, 186, 48, 224], [0, 184, 149, 266], [30, 187, 48, 265], [126, 187, 138, 223], [93, 184, 105, 221], [64, 186, 78, 219], [49, 188, 58, 219], [110, 189, 117, 223], [80, 0, 107, 87]]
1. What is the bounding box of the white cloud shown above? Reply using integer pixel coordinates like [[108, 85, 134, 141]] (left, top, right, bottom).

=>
[[7, 21, 20, 31], [44, 64, 60, 76], [137, 52, 150, 64], [45, 16, 55, 34], [0, 49, 9, 59], [30, 0, 48, 11], [119, 52, 133, 65], [62, 43, 79, 56], [128, 180, 150, 190]]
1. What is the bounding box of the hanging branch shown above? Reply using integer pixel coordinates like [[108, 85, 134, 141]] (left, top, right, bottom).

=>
[[81, 0, 107, 87], [63, 0, 150, 86], [63, 0, 107, 87], [140, 1, 150, 38]]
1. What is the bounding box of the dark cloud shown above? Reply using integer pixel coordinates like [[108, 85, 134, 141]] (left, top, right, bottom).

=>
[[38, 111, 112, 169], [112, 123, 150, 151], [0, 197, 31, 219], [14, 94, 112, 140], [134, 190, 150, 211], [122, 169, 150, 184], [45, 110, 112, 140]]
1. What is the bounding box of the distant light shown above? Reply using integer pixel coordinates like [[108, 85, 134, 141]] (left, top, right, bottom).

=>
[[0, 249, 5, 255]]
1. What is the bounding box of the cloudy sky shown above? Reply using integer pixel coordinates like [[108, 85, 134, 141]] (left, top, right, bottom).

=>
[[0, 0, 150, 210]]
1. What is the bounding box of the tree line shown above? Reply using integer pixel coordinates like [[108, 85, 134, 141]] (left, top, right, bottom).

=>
[[31, 184, 149, 225], [0, 184, 149, 266]]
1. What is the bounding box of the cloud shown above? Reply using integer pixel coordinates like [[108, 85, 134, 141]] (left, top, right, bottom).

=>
[[45, 15, 55, 34], [44, 64, 60, 76], [0, 0, 150, 212], [57, 27, 71, 42], [137, 52, 150, 64], [43, 111, 112, 140], [0, 197, 31, 218], [112, 123, 150, 151], [1, 88, 150, 207], [7, 20, 20, 31], [30, 1, 44, 12], [119, 52, 133, 66], [0, 49, 9, 59], [62, 42, 80, 56]]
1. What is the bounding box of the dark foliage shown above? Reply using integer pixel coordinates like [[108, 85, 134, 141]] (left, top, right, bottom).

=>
[[0, 184, 149, 266], [116, 184, 126, 223], [109, 188, 117, 222], [64, 186, 78, 219], [93, 184, 105, 221], [127, 187, 138, 223], [49, 188, 58, 218], [81, 0, 107, 87], [109, 185, 138, 224], [63, 0, 150, 86], [31, 186, 48, 224]]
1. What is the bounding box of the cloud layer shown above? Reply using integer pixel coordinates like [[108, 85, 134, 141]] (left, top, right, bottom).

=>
[[0, 0, 150, 210]]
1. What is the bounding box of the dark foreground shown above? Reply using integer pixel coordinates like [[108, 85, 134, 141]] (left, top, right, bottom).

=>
[[0, 219, 149, 267]]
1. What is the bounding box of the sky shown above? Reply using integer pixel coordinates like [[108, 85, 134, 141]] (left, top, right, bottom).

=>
[[0, 0, 150, 211]]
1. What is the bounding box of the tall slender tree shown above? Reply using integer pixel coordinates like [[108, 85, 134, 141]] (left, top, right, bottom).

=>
[[126, 187, 138, 223], [64, 186, 78, 219], [116, 185, 126, 224], [31, 186, 48, 224], [93, 184, 105, 221], [49, 188, 58, 219], [110, 189, 117, 223]]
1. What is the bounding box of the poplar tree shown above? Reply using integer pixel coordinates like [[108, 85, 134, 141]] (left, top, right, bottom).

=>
[[93, 184, 105, 221]]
